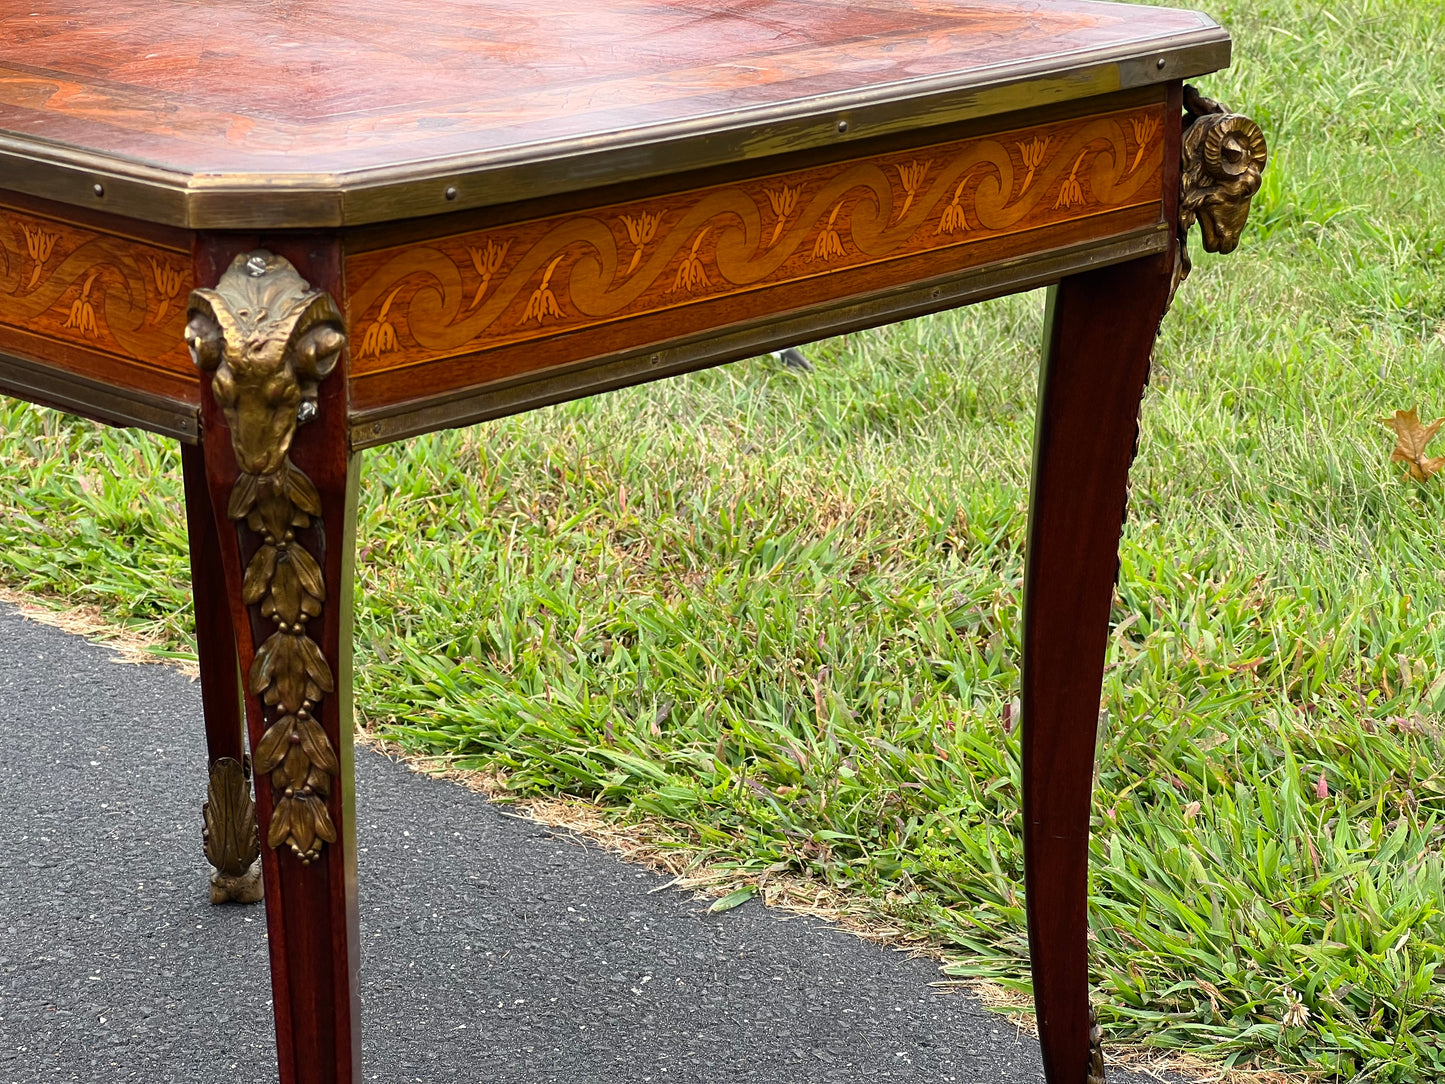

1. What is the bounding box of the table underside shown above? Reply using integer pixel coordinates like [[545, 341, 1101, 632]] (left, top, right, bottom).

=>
[[0, 86, 1167, 446]]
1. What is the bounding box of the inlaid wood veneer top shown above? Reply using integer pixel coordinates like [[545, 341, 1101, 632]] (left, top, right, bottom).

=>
[[0, 0, 1227, 226]]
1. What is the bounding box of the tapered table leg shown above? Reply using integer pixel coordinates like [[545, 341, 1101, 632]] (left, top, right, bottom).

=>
[[183, 440, 263, 904], [1021, 251, 1173, 1083], [189, 236, 362, 1084], [1021, 83, 1270, 1084]]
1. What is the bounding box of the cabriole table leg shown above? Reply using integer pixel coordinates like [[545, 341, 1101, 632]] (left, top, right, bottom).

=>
[[183, 440, 263, 904], [1022, 251, 1174, 1083], [189, 238, 363, 1084], [1022, 83, 1267, 1083]]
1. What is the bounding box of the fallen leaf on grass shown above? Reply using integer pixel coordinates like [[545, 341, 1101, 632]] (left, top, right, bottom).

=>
[[1381, 407, 1445, 481]]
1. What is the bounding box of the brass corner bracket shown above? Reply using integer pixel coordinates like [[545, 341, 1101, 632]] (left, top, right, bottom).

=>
[[187, 251, 347, 864], [1172, 84, 1269, 307]]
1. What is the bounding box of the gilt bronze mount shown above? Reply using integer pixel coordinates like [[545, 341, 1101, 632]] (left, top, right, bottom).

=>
[[1171, 84, 1269, 306], [202, 755, 263, 904], [187, 252, 347, 864]]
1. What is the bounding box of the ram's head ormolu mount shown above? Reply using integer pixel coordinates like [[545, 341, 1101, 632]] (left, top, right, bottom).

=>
[[185, 252, 345, 475], [1172, 84, 1269, 307], [187, 250, 347, 865]]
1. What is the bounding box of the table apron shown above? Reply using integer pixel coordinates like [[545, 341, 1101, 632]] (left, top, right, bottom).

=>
[[350, 221, 1167, 448]]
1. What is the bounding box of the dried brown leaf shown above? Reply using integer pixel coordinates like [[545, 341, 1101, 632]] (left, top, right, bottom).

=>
[[1382, 407, 1445, 481]]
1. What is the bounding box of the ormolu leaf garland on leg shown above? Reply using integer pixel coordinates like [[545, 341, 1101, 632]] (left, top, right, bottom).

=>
[[187, 250, 348, 864], [230, 458, 339, 862]]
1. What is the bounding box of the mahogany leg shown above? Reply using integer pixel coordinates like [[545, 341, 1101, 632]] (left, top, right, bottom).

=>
[[183, 440, 264, 904], [190, 236, 362, 1084], [1022, 251, 1173, 1083]]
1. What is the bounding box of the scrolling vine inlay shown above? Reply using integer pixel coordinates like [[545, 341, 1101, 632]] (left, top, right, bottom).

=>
[[0, 204, 194, 372], [346, 104, 1167, 377], [187, 252, 347, 864]]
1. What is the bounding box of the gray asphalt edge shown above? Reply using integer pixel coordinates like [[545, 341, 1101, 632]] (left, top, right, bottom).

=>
[[0, 602, 1184, 1083]]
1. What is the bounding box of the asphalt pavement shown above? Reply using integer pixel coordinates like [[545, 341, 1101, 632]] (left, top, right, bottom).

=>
[[0, 602, 1176, 1084]]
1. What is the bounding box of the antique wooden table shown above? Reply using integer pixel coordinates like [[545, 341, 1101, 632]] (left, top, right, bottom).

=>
[[0, 2, 1265, 1081]]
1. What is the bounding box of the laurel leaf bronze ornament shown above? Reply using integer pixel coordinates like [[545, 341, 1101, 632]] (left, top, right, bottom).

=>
[[187, 251, 347, 865], [1086, 1004, 1107, 1084], [1171, 85, 1269, 307], [202, 757, 263, 904]]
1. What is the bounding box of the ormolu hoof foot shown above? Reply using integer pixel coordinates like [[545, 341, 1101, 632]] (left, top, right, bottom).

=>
[[210, 861, 264, 904], [203, 756, 262, 903]]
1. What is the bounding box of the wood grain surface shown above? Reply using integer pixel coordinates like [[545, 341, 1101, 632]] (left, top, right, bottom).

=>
[[0, 0, 1211, 177]]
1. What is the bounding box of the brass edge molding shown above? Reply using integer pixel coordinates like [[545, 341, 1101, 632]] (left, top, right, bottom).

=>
[[203, 756, 264, 904], [337, 30, 1228, 226], [0, 34, 1228, 230], [1170, 84, 1268, 307], [186, 251, 347, 864], [0, 351, 199, 440]]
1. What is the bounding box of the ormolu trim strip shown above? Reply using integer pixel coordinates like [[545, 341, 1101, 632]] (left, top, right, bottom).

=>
[[0, 351, 198, 440]]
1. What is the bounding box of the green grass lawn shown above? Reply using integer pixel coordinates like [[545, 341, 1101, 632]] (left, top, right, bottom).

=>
[[3, 0, 1444, 1078]]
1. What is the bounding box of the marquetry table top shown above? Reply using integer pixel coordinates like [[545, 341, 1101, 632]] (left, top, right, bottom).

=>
[[0, 0, 1227, 228]]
